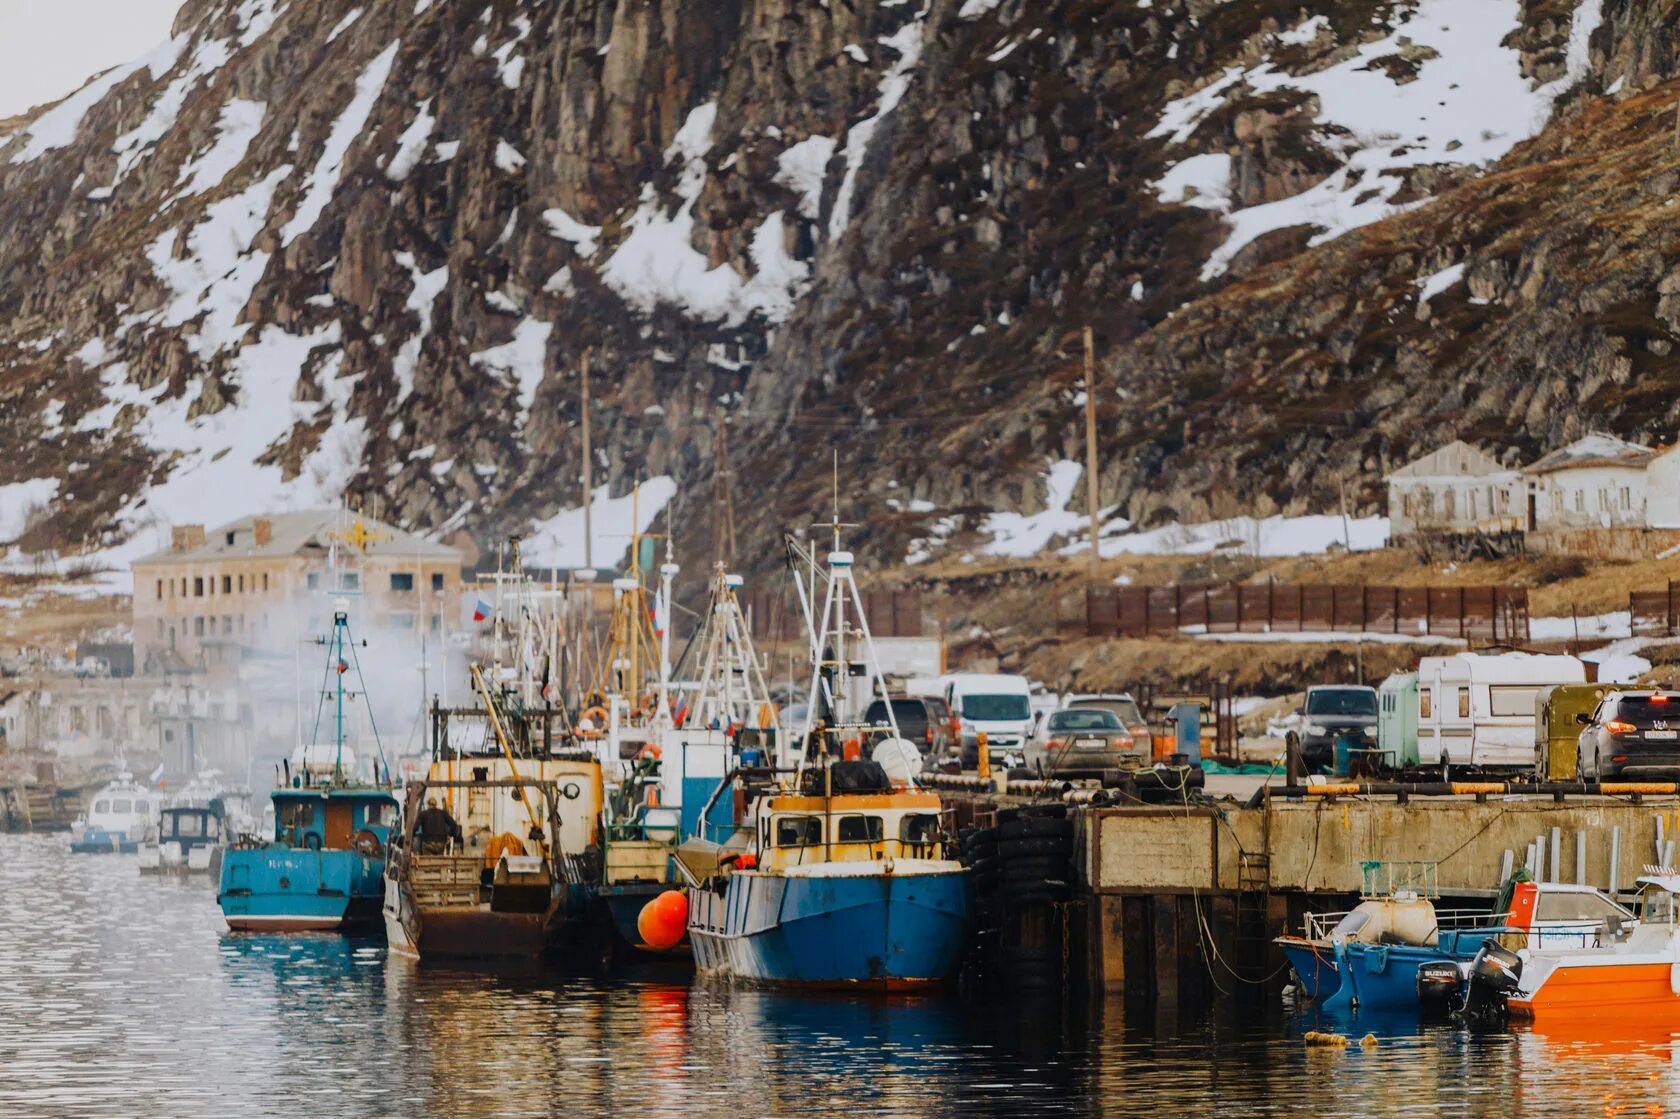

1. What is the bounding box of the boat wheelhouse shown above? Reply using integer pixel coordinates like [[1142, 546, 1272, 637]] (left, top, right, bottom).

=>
[[139, 805, 225, 875], [70, 773, 160, 853]]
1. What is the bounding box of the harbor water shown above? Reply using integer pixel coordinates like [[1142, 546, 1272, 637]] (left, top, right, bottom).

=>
[[5, 834, 1679, 1118]]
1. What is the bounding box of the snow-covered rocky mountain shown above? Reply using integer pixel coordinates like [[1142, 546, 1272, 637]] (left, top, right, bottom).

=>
[[0, 0, 1669, 578]]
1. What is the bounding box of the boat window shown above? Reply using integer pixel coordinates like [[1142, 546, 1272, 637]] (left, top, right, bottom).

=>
[[1643, 888, 1678, 926], [900, 814, 939, 844], [1535, 892, 1631, 923], [93, 799, 109, 814], [775, 816, 821, 847], [174, 814, 205, 838], [361, 802, 398, 828], [135, 800, 149, 814], [1456, 688, 1470, 719], [1419, 689, 1432, 719], [1489, 686, 1540, 718], [837, 815, 885, 843], [1328, 910, 1371, 939], [111, 799, 132, 814]]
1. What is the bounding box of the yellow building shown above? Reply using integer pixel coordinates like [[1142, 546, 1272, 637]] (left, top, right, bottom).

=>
[[132, 510, 464, 673]]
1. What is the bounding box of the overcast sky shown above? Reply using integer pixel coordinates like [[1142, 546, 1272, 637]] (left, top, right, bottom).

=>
[[0, 0, 183, 119]]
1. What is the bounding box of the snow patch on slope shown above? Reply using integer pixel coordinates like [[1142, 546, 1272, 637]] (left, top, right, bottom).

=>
[[0, 480, 60, 543], [524, 477, 678, 571], [144, 164, 290, 354], [602, 103, 810, 325], [829, 16, 924, 241], [385, 98, 435, 181], [11, 35, 186, 164], [280, 41, 399, 245], [175, 98, 266, 197], [470, 318, 552, 421], [1152, 0, 1607, 280]]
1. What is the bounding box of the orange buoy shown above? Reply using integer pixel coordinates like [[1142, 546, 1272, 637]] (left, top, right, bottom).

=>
[[637, 889, 688, 950]]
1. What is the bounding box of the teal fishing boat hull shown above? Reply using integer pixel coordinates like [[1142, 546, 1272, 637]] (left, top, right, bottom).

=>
[[219, 846, 386, 932]]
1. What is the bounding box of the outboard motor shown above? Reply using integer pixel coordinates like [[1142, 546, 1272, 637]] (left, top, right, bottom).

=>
[[1461, 938, 1523, 1020], [1415, 960, 1465, 1017]]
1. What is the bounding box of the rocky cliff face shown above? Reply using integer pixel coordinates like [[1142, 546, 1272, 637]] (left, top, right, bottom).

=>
[[0, 0, 1668, 579]]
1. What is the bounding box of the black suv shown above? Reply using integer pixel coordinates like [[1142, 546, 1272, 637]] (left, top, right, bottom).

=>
[[1577, 691, 1680, 779], [1288, 685, 1379, 771], [863, 697, 953, 764]]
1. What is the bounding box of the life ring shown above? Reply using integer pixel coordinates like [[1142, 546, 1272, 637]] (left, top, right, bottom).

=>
[[583, 705, 609, 727], [561, 782, 581, 801], [635, 742, 662, 762], [301, 831, 323, 850]]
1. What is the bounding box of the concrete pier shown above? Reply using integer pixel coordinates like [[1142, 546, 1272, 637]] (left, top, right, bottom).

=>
[[942, 786, 1680, 1005], [1080, 794, 1680, 1003]]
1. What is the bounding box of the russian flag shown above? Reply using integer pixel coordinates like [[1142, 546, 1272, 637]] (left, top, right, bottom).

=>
[[473, 597, 491, 623], [148, 763, 165, 785], [651, 590, 667, 638]]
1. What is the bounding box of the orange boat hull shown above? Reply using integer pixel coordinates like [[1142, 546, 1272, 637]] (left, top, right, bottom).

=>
[[1511, 962, 1680, 1022]]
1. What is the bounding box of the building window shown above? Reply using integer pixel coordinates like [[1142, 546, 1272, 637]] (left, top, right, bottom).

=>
[[1622, 487, 1632, 510], [341, 572, 360, 591], [1443, 489, 1456, 520], [194, 577, 204, 597], [194, 617, 205, 636], [238, 574, 244, 592], [262, 573, 269, 592], [156, 619, 164, 636], [1401, 494, 1413, 517], [1574, 490, 1584, 512], [390, 572, 414, 592], [392, 612, 415, 629], [431, 572, 444, 592], [156, 579, 163, 601], [1469, 490, 1478, 519], [225, 531, 236, 546], [222, 575, 232, 594], [222, 616, 233, 635], [430, 613, 442, 632], [307, 573, 320, 590]]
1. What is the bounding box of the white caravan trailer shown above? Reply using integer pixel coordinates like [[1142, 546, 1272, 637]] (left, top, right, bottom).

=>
[[1415, 652, 1586, 770]]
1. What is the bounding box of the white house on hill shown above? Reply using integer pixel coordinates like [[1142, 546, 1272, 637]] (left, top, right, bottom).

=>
[[1523, 433, 1655, 530], [1385, 441, 1524, 539]]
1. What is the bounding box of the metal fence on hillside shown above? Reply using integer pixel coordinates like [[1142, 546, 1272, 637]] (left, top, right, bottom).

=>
[[745, 588, 926, 641], [1631, 582, 1680, 637], [1075, 583, 1530, 643]]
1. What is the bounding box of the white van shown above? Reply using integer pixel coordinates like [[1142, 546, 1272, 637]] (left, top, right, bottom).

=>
[[941, 674, 1034, 766], [1416, 652, 1585, 770]]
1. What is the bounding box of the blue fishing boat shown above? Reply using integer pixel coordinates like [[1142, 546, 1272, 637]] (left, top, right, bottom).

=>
[[1280, 869, 1635, 1014], [219, 610, 398, 932], [685, 772, 969, 986], [682, 534, 969, 987]]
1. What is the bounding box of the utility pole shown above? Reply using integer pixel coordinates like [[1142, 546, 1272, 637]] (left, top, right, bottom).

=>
[[580, 347, 593, 570], [1083, 326, 1101, 583], [714, 419, 737, 564]]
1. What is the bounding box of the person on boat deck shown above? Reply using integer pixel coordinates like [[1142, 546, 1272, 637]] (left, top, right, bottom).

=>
[[416, 799, 462, 853]]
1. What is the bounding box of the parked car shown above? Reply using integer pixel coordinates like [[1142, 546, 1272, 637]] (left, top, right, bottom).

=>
[[1024, 707, 1149, 779], [1065, 693, 1152, 755], [1576, 690, 1680, 780], [863, 696, 954, 762], [1288, 685, 1379, 771], [940, 673, 1034, 768]]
